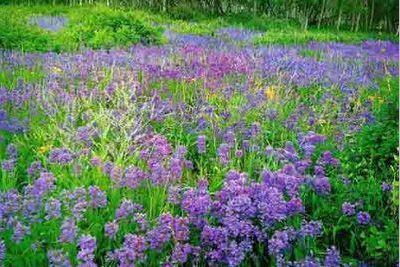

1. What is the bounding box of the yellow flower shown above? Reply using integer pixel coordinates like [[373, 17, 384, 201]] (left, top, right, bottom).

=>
[[368, 95, 384, 104], [38, 145, 52, 154], [264, 86, 277, 100], [53, 67, 62, 74]]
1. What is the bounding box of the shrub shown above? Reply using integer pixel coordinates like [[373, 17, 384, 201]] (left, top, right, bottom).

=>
[[67, 8, 164, 49], [0, 6, 164, 52]]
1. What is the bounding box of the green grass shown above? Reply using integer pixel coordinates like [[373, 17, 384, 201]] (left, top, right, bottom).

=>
[[0, 5, 396, 52]]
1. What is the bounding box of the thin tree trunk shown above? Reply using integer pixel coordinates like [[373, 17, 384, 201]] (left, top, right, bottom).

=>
[[318, 0, 326, 29], [336, 6, 342, 30], [355, 13, 361, 32], [369, 0, 375, 30], [350, 12, 355, 31]]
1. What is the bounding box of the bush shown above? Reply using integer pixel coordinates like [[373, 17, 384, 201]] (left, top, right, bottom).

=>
[[67, 8, 164, 49], [0, 6, 164, 52]]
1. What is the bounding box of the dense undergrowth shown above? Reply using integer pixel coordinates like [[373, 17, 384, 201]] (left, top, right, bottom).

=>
[[0, 4, 398, 267], [0, 5, 397, 52]]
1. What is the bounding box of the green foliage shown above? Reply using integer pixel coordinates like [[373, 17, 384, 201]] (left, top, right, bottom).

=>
[[343, 78, 399, 178], [66, 8, 164, 49], [0, 6, 164, 52], [0, 10, 52, 51], [254, 28, 396, 45]]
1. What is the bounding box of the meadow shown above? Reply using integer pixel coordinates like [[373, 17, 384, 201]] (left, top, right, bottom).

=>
[[0, 4, 398, 267]]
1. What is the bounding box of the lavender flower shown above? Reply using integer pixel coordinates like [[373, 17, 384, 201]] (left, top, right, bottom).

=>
[[197, 135, 206, 154], [268, 229, 295, 255], [27, 161, 43, 177], [77, 235, 97, 265], [48, 249, 72, 267], [122, 166, 147, 189], [381, 182, 393, 192], [104, 221, 119, 240], [49, 148, 74, 165], [217, 143, 230, 166], [0, 240, 5, 264], [59, 218, 77, 243], [312, 176, 331, 195], [45, 198, 62, 220], [324, 246, 341, 267], [112, 234, 147, 265], [115, 199, 142, 220], [357, 212, 371, 225], [88, 186, 107, 209], [171, 243, 195, 264], [12, 221, 30, 243], [1, 159, 16, 172], [299, 220, 323, 237], [342, 202, 356, 216]]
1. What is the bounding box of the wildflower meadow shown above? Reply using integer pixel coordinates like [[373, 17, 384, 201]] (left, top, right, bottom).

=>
[[0, 2, 398, 267]]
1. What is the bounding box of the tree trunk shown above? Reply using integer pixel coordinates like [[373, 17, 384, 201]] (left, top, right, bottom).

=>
[[336, 6, 342, 30], [318, 0, 326, 29], [350, 12, 355, 31], [369, 0, 375, 30], [355, 13, 361, 32]]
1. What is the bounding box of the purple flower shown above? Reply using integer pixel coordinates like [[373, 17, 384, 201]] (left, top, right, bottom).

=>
[[27, 161, 43, 177], [0, 240, 5, 264], [197, 135, 206, 154], [6, 143, 17, 159], [342, 202, 356, 216], [45, 198, 62, 220], [104, 221, 119, 240], [299, 220, 323, 237], [49, 148, 74, 165], [78, 235, 96, 251], [171, 243, 197, 264], [181, 186, 211, 218], [32, 172, 56, 199], [250, 122, 261, 137], [1, 159, 16, 172], [90, 157, 102, 167], [319, 151, 339, 166], [48, 249, 72, 267], [217, 143, 230, 166], [75, 125, 98, 146], [171, 217, 190, 242], [112, 234, 147, 265], [324, 246, 341, 267], [72, 198, 88, 221], [88, 186, 107, 209], [77, 235, 97, 265], [146, 222, 172, 250], [235, 149, 243, 158], [381, 182, 393, 192], [59, 218, 77, 243], [12, 221, 30, 243], [127, 213, 145, 232], [312, 176, 331, 195], [115, 199, 142, 220], [122, 166, 147, 189], [268, 228, 295, 255], [223, 130, 235, 146], [357, 212, 371, 225]]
